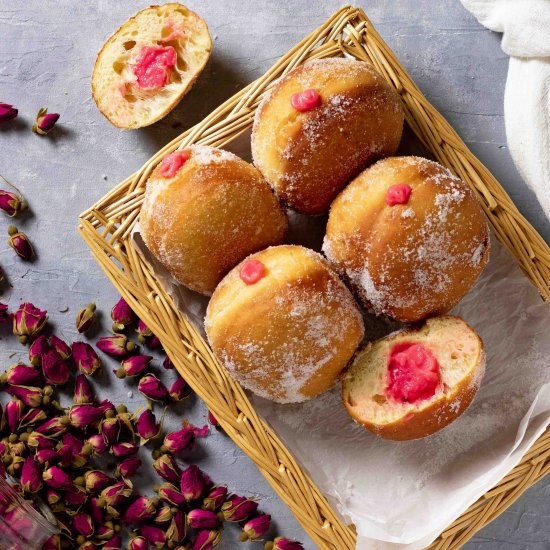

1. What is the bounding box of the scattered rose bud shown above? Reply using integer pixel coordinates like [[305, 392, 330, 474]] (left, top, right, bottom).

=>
[[180, 464, 204, 502], [115, 456, 141, 479], [202, 486, 228, 512], [27, 431, 54, 450], [7, 455, 25, 476], [162, 426, 194, 454], [100, 480, 133, 508], [3, 363, 40, 386], [162, 356, 174, 370], [192, 529, 222, 550], [152, 454, 181, 484], [123, 495, 158, 524], [140, 525, 166, 548], [154, 505, 173, 525], [43, 465, 73, 490], [0, 303, 8, 323], [42, 349, 70, 385], [21, 455, 43, 493], [74, 512, 94, 537], [111, 297, 136, 332], [45, 488, 62, 505], [69, 404, 104, 428], [72, 341, 101, 375], [97, 334, 136, 357], [240, 514, 271, 541], [221, 495, 258, 522], [35, 448, 59, 465], [6, 385, 43, 407], [270, 537, 304, 550], [137, 320, 153, 343], [35, 415, 69, 437], [89, 496, 104, 523], [0, 186, 27, 217], [98, 399, 117, 416], [76, 303, 96, 333], [43, 534, 61, 550], [29, 334, 50, 366], [138, 374, 169, 402], [32, 107, 60, 135], [85, 470, 112, 493], [96, 524, 116, 541], [100, 416, 122, 444], [136, 409, 161, 443], [19, 407, 47, 430], [189, 422, 209, 438], [12, 302, 47, 343], [128, 536, 149, 550], [104, 535, 122, 550], [7, 225, 33, 261], [157, 482, 186, 506], [117, 354, 152, 378], [147, 336, 162, 350], [74, 373, 95, 404], [187, 509, 220, 530], [0, 103, 18, 122], [112, 441, 139, 458], [166, 509, 186, 544], [49, 335, 71, 360], [6, 398, 24, 432], [169, 377, 188, 402], [65, 484, 88, 507], [117, 410, 135, 436]]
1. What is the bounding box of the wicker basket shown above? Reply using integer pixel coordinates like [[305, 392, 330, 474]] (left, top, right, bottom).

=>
[[79, 7, 550, 549]]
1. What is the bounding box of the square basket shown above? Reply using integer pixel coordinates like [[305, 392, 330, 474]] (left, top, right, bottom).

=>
[[79, 7, 550, 549]]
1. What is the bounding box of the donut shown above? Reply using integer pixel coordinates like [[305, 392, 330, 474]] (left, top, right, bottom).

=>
[[251, 58, 404, 215], [205, 245, 365, 403], [92, 3, 212, 128], [342, 315, 485, 440], [323, 156, 490, 323], [140, 145, 288, 294]]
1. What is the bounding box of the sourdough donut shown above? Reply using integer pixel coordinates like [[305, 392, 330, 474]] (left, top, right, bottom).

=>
[[323, 156, 490, 323], [140, 145, 288, 294], [205, 245, 365, 403], [92, 3, 211, 128], [251, 58, 404, 215], [342, 315, 485, 440]]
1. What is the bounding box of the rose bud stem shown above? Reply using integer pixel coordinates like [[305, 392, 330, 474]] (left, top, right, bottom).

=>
[[32, 107, 60, 135], [7, 225, 33, 261]]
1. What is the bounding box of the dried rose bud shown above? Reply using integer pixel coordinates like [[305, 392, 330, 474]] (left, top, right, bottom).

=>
[[89, 496, 104, 523], [157, 483, 186, 506], [189, 422, 209, 439], [74, 512, 94, 537], [7, 455, 24, 476], [104, 535, 122, 550], [100, 416, 122, 444], [19, 406, 47, 429], [154, 505, 173, 525], [28, 334, 50, 367], [27, 431, 54, 450], [240, 514, 271, 541], [49, 335, 71, 360], [7, 226, 33, 262], [136, 409, 161, 443], [96, 524, 115, 541], [65, 484, 88, 507], [59, 431, 86, 462], [69, 404, 103, 429], [6, 398, 24, 432], [117, 410, 135, 436], [221, 495, 258, 522], [111, 297, 136, 332], [129, 535, 149, 550], [192, 529, 222, 550], [152, 454, 181, 484], [4, 363, 41, 386], [187, 509, 219, 530], [76, 303, 96, 333], [140, 525, 166, 548], [101, 480, 133, 508], [42, 349, 70, 385], [72, 341, 101, 375], [35, 415, 69, 437], [0, 103, 18, 122], [162, 427, 194, 454], [112, 441, 139, 458], [99, 399, 117, 416], [35, 449, 59, 465], [179, 464, 204, 502], [77, 541, 97, 550], [162, 356, 175, 370], [115, 456, 141, 479], [42, 534, 61, 550], [123, 495, 158, 524], [97, 334, 137, 357], [0, 188, 27, 217], [45, 488, 62, 506], [87, 433, 108, 455], [270, 537, 304, 550], [147, 336, 162, 350], [74, 373, 95, 404], [207, 410, 219, 428], [166, 509, 186, 544], [12, 302, 47, 343], [169, 377, 188, 402], [43, 465, 73, 490], [9, 441, 26, 457], [0, 303, 8, 323], [85, 470, 112, 493], [21, 455, 43, 493], [117, 354, 152, 378], [138, 374, 168, 402], [32, 107, 60, 135], [137, 319, 153, 343], [6, 385, 43, 407], [202, 486, 228, 512]]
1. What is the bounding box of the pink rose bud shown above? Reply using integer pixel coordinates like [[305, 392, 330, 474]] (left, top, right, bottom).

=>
[[117, 410, 135, 436], [5, 385, 43, 407], [69, 404, 103, 428], [202, 485, 228, 511], [7, 226, 33, 262], [72, 341, 101, 375], [49, 335, 71, 360], [74, 373, 95, 404], [85, 470, 112, 493], [32, 107, 60, 135], [111, 296, 136, 332], [111, 441, 139, 458], [138, 374, 169, 402], [140, 525, 166, 548], [128, 536, 148, 550], [157, 483, 186, 506], [221, 495, 258, 522], [162, 356, 175, 370], [241, 514, 271, 541], [189, 423, 209, 439], [104, 535, 122, 550], [0, 103, 18, 122], [62, 431, 85, 454], [65, 484, 87, 507], [154, 505, 173, 524], [152, 454, 181, 484], [42, 349, 70, 385], [4, 363, 40, 386], [27, 431, 54, 450], [123, 495, 158, 524], [118, 354, 152, 378], [166, 509, 186, 544], [97, 334, 137, 357], [192, 529, 222, 550], [100, 480, 133, 507], [76, 303, 96, 333], [115, 456, 141, 479], [0, 302, 8, 323], [42, 465, 73, 490], [12, 302, 47, 343], [87, 434, 108, 455], [42, 535, 61, 550], [6, 398, 24, 432], [147, 335, 162, 350], [45, 488, 61, 505], [96, 525, 115, 541], [19, 407, 47, 429], [169, 377, 188, 402], [179, 464, 204, 501], [272, 537, 304, 550], [28, 334, 50, 367], [74, 512, 94, 537], [207, 410, 219, 428], [100, 416, 122, 444], [0, 188, 27, 217], [89, 496, 104, 523], [136, 409, 161, 443], [162, 426, 195, 454], [98, 398, 117, 415], [187, 509, 220, 530], [35, 448, 59, 465], [35, 415, 69, 437], [21, 455, 43, 493], [137, 319, 153, 342]]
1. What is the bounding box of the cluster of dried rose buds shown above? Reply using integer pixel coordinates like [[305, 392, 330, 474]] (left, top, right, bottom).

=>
[[0, 103, 60, 135]]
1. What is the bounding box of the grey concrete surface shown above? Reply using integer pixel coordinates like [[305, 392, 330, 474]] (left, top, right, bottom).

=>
[[0, 1, 548, 548]]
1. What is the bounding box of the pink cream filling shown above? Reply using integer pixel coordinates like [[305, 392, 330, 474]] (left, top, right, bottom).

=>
[[239, 259, 266, 285], [290, 89, 322, 112], [386, 342, 441, 404], [158, 151, 189, 178], [133, 45, 177, 89], [385, 183, 412, 206]]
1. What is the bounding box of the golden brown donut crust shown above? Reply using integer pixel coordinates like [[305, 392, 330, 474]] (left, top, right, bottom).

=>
[[140, 146, 288, 294], [205, 245, 365, 403], [323, 156, 490, 323], [251, 58, 404, 215]]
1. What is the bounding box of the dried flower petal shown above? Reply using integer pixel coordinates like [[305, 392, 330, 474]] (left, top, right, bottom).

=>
[[115, 457, 141, 479], [6, 398, 24, 432], [112, 441, 139, 458], [207, 410, 219, 428], [140, 525, 166, 548], [241, 514, 271, 541], [154, 505, 173, 525], [7, 226, 33, 261], [21, 455, 43, 493], [43, 465, 73, 490], [146, 336, 162, 350], [27, 431, 55, 450], [138, 374, 168, 402], [4, 363, 41, 386], [42, 349, 70, 385], [0, 303, 8, 323], [85, 470, 112, 493], [49, 335, 71, 360], [96, 524, 115, 541], [0, 103, 18, 122], [157, 483, 186, 506], [169, 377, 188, 402], [100, 480, 133, 507], [136, 409, 161, 443], [118, 354, 152, 378], [35, 449, 59, 465], [123, 495, 158, 524], [162, 426, 194, 454], [162, 356, 174, 370], [72, 341, 102, 375], [221, 495, 258, 522], [74, 512, 94, 537], [192, 529, 222, 550], [111, 297, 136, 332], [69, 405, 103, 428], [5, 385, 43, 407], [32, 107, 59, 135], [28, 334, 50, 367], [179, 464, 204, 502], [64, 484, 87, 507], [202, 486, 228, 512], [166, 510, 186, 544], [187, 509, 219, 530], [74, 374, 95, 404], [152, 454, 181, 484], [35, 415, 69, 437], [12, 302, 47, 343], [76, 303, 96, 333], [97, 334, 137, 357], [18, 406, 47, 429]]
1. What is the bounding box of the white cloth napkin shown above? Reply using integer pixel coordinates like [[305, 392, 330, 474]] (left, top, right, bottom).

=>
[[460, 0, 550, 219]]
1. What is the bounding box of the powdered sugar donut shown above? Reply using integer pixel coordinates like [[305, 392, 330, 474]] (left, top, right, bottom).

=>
[[205, 245, 365, 403], [323, 156, 490, 323], [140, 145, 288, 295], [251, 58, 404, 215]]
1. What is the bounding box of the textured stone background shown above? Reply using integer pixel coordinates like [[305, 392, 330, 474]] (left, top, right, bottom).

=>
[[1, 1, 549, 548]]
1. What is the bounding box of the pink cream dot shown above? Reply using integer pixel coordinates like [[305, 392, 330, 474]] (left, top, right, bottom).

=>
[[385, 183, 412, 206], [239, 259, 266, 285], [158, 151, 189, 178], [290, 89, 322, 112]]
